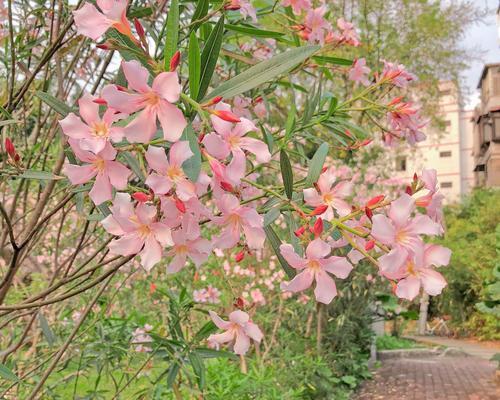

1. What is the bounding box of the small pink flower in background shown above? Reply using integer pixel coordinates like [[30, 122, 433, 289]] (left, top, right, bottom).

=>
[[297, 293, 310, 305], [202, 103, 271, 183], [382, 244, 451, 300], [233, 96, 252, 119], [207, 310, 263, 355], [249, 288, 266, 306], [144, 142, 196, 201], [371, 193, 442, 275], [304, 6, 332, 44], [63, 140, 130, 205], [73, 0, 132, 41], [253, 99, 267, 119], [102, 60, 186, 143], [212, 194, 265, 249], [381, 60, 417, 88], [348, 58, 371, 86], [101, 193, 173, 270], [337, 18, 360, 46], [59, 93, 125, 154], [303, 167, 353, 219], [131, 324, 153, 353], [282, 0, 311, 15], [193, 285, 221, 304], [279, 238, 353, 304], [166, 216, 211, 273], [239, 0, 257, 22]]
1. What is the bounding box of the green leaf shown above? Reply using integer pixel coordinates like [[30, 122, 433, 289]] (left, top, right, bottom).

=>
[[20, 170, 57, 180], [188, 32, 201, 100], [120, 152, 145, 182], [225, 24, 284, 38], [35, 91, 74, 117], [194, 347, 238, 360], [313, 55, 353, 66], [0, 363, 19, 382], [205, 45, 319, 101], [198, 16, 224, 101], [280, 150, 293, 199], [106, 29, 152, 72], [39, 313, 56, 346], [188, 352, 206, 389], [306, 143, 329, 186], [181, 126, 202, 182], [193, 321, 216, 342], [128, 6, 153, 19], [166, 363, 180, 387], [264, 225, 295, 279], [190, 0, 209, 31], [264, 207, 281, 226], [164, 0, 179, 69]]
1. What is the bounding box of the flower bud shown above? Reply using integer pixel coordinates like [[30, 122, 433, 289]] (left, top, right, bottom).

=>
[[365, 206, 373, 221], [233, 297, 245, 309], [366, 195, 384, 208], [310, 204, 328, 216], [405, 185, 413, 195], [134, 18, 145, 39], [93, 98, 107, 105], [413, 172, 418, 182], [210, 109, 241, 123], [132, 192, 150, 203], [202, 96, 223, 108], [169, 50, 181, 72], [365, 240, 375, 251], [175, 198, 186, 213], [4, 138, 16, 158], [220, 181, 234, 193], [149, 282, 157, 294], [294, 225, 306, 237], [235, 250, 245, 262], [311, 217, 323, 237]]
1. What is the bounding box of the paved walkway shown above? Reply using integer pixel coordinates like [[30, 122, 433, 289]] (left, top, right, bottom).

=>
[[406, 335, 500, 360], [354, 356, 499, 400]]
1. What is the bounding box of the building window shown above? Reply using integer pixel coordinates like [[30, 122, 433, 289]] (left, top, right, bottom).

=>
[[439, 89, 451, 97], [439, 151, 452, 157], [395, 156, 406, 171], [441, 182, 453, 188]]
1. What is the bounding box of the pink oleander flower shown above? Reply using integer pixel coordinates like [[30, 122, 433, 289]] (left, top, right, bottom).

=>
[[381, 60, 417, 88], [63, 139, 130, 205], [303, 166, 353, 219], [304, 6, 332, 44], [73, 0, 132, 41], [239, 0, 257, 22], [348, 58, 371, 86], [131, 324, 153, 353], [370, 193, 442, 274], [207, 310, 263, 355], [279, 238, 353, 304], [381, 243, 451, 300], [337, 18, 360, 46], [102, 60, 187, 143], [144, 141, 196, 201], [233, 96, 252, 119], [212, 193, 265, 249], [387, 100, 428, 145], [166, 216, 211, 273], [282, 0, 311, 15], [249, 288, 266, 306], [59, 93, 125, 154], [101, 193, 173, 270], [202, 103, 271, 183]]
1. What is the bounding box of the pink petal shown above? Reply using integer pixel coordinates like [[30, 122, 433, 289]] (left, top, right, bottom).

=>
[[332, 180, 353, 198], [217, 194, 240, 215], [232, 118, 257, 137], [215, 225, 240, 249], [244, 322, 263, 342], [67, 138, 95, 163], [166, 253, 187, 273], [152, 71, 181, 103], [169, 141, 193, 167], [279, 244, 307, 269], [229, 310, 250, 325], [370, 214, 396, 244], [420, 268, 447, 296], [281, 269, 314, 293], [226, 149, 246, 184], [109, 233, 144, 256], [321, 256, 353, 279], [423, 244, 451, 267], [395, 276, 421, 300], [78, 93, 100, 125], [202, 133, 231, 160], [241, 225, 265, 249], [135, 203, 157, 225], [101, 215, 126, 236], [314, 270, 337, 304], [239, 137, 271, 163], [305, 238, 331, 260], [59, 113, 91, 140], [151, 222, 173, 246], [101, 84, 143, 114], [96, 141, 117, 160], [421, 169, 437, 191], [176, 179, 196, 201], [145, 173, 172, 195], [73, 3, 111, 40], [388, 194, 415, 228], [210, 103, 233, 136], [209, 310, 231, 330], [125, 108, 158, 143], [157, 102, 187, 142], [145, 146, 169, 173], [406, 215, 441, 236], [106, 161, 130, 190], [303, 188, 323, 207], [233, 330, 251, 355], [63, 164, 96, 185], [122, 60, 151, 93], [139, 235, 163, 271], [330, 198, 352, 217], [89, 173, 113, 204], [378, 247, 409, 279]]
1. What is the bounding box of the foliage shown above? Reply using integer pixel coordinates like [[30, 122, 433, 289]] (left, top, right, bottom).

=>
[[376, 335, 418, 350]]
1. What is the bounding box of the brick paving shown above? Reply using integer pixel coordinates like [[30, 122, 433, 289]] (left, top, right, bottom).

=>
[[354, 356, 499, 400]]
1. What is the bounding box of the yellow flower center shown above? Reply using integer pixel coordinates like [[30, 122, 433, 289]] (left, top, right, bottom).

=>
[[228, 135, 241, 148], [166, 166, 183, 182], [91, 121, 109, 138], [308, 260, 321, 271], [144, 91, 161, 107], [94, 159, 106, 172], [407, 261, 417, 276], [322, 193, 333, 204]]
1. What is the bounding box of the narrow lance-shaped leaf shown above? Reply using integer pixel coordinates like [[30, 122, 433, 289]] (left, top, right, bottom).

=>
[[264, 225, 296, 279], [280, 150, 293, 199], [306, 142, 329, 186], [163, 0, 179, 69], [181, 125, 202, 182], [188, 32, 201, 100], [225, 24, 284, 38], [198, 16, 224, 101], [190, 0, 209, 31], [0, 363, 19, 382], [204, 45, 320, 101], [188, 352, 206, 389], [35, 91, 74, 117]]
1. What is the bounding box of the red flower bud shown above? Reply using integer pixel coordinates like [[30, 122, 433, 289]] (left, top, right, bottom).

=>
[[116, 85, 128, 92], [93, 98, 107, 105], [344, 129, 352, 138], [210, 109, 241, 123], [4, 138, 15, 158], [405, 185, 413, 195], [321, 166, 328, 173], [134, 18, 145, 39], [365, 240, 375, 251], [202, 96, 223, 108], [220, 181, 234, 193], [149, 282, 157, 294], [366, 195, 385, 208], [96, 43, 111, 50], [132, 192, 150, 203], [14, 154, 20, 162], [294, 225, 306, 237], [233, 297, 245, 309], [311, 217, 323, 237], [388, 96, 403, 106], [175, 198, 186, 213], [169, 50, 181, 72], [413, 172, 418, 182], [365, 206, 373, 220], [310, 204, 328, 216], [235, 250, 245, 262], [359, 138, 372, 147]]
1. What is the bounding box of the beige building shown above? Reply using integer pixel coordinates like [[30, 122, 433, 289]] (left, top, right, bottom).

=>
[[393, 82, 476, 203], [472, 63, 500, 187]]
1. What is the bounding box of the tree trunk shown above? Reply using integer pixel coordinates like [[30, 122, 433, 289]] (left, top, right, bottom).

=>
[[418, 293, 429, 335]]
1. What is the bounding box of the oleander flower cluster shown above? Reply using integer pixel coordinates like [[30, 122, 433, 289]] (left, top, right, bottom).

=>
[[55, 0, 452, 356]]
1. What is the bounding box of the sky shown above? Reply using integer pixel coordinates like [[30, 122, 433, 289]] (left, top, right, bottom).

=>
[[462, 0, 500, 108]]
